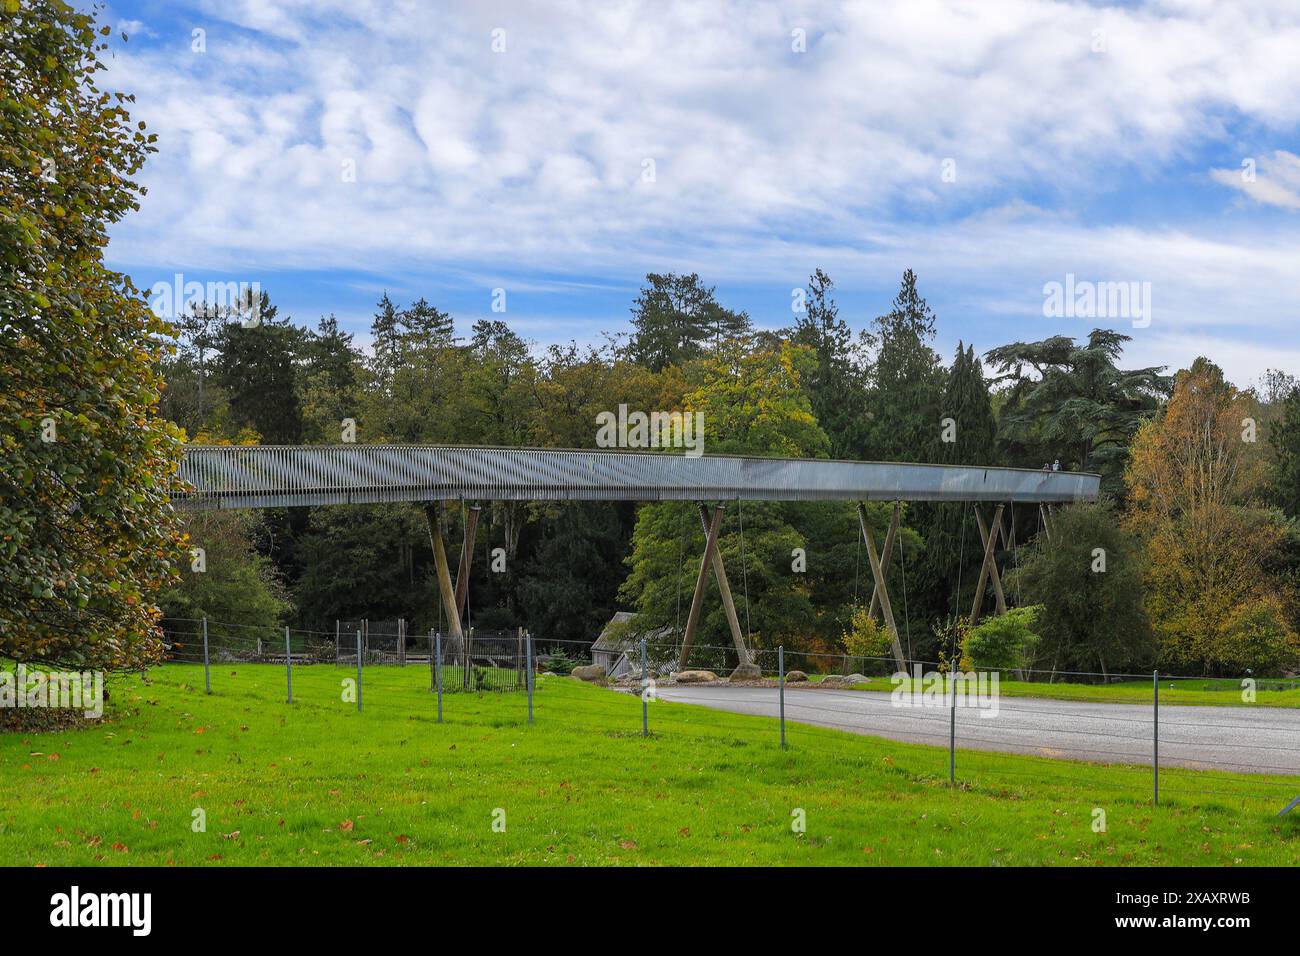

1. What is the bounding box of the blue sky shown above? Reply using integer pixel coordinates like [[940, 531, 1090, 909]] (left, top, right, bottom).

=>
[[95, 0, 1300, 385]]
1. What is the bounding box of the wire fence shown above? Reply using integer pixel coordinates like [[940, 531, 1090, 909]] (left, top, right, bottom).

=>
[[158, 618, 1300, 814], [162, 618, 532, 694]]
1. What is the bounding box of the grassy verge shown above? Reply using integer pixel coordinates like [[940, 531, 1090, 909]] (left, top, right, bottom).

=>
[[1, 663, 1298, 866], [814, 674, 1300, 708]]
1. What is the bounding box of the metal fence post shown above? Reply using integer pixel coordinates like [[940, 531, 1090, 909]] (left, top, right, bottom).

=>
[[334, 620, 340, 665], [356, 630, 363, 713], [949, 658, 957, 786], [202, 617, 211, 694], [778, 645, 786, 749], [641, 638, 649, 738], [526, 630, 534, 725], [428, 629, 435, 692], [285, 626, 292, 704], [1153, 669, 1159, 806], [435, 632, 443, 723]]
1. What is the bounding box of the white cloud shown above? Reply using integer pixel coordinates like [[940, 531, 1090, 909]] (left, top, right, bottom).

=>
[[117, 19, 152, 38], [98, 0, 1300, 383], [1211, 150, 1300, 211]]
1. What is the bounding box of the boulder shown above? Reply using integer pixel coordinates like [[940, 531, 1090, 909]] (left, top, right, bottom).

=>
[[820, 674, 848, 686], [571, 664, 607, 681], [729, 662, 763, 680], [784, 670, 808, 683], [675, 670, 719, 684], [845, 673, 870, 684]]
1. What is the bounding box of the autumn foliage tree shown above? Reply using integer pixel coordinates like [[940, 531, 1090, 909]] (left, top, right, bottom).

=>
[[1, 1, 186, 669], [1125, 359, 1298, 674]]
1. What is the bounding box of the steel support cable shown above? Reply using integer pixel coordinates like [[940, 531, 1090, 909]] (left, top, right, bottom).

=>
[[737, 496, 752, 646], [951, 502, 968, 660], [852, 503, 862, 608], [897, 500, 911, 661], [674, 502, 686, 645]]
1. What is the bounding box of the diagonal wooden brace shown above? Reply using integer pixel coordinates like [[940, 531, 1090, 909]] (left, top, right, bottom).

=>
[[678, 503, 724, 671], [453, 504, 481, 625], [970, 503, 1006, 623], [424, 503, 464, 656], [867, 501, 901, 621], [696, 502, 751, 665], [857, 502, 907, 671], [975, 506, 1008, 616]]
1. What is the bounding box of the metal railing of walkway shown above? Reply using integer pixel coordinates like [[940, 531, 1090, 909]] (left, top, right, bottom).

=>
[[172, 444, 1100, 510]]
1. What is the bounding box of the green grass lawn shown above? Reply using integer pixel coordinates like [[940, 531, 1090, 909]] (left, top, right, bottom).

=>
[[2, 663, 1299, 866], [819, 675, 1300, 708]]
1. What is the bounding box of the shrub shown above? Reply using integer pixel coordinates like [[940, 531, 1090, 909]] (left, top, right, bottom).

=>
[[843, 607, 896, 672], [963, 606, 1043, 672], [1214, 599, 1300, 676]]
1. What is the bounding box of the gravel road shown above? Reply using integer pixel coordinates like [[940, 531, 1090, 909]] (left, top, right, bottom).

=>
[[652, 684, 1300, 775]]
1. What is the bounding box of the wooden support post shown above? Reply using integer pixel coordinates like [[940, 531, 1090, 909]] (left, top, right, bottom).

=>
[[857, 502, 906, 670], [678, 503, 724, 672], [453, 504, 481, 626], [424, 503, 465, 660], [970, 503, 1006, 623], [867, 501, 901, 621], [974, 506, 1008, 616], [1039, 502, 1053, 541], [695, 502, 750, 666]]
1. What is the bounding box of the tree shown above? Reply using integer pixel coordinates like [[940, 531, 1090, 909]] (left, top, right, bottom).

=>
[[369, 292, 403, 388], [1268, 383, 1300, 519], [517, 503, 630, 644], [298, 315, 361, 443], [401, 296, 454, 343], [1007, 500, 1152, 678], [292, 504, 434, 631], [909, 343, 999, 639], [619, 340, 832, 652], [627, 273, 750, 372], [0, 2, 186, 670], [209, 293, 304, 444], [159, 302, 226, 437], [986, 329, 1170, 492], [158, 510, 291, 627], [683, 338, 829, 458], [1126, 359, 1295, 674], [787, 269, 872, 458], [865, 270, 945, 462], [360, 295, 469, 444]]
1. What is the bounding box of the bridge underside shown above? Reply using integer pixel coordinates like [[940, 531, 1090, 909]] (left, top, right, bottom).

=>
[[174, 444, 1099, 674]]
